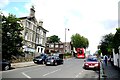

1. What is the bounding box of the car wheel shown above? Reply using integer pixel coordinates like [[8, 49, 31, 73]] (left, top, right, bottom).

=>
[[83, 66, 86, 69], [4, 65, 10, 71]]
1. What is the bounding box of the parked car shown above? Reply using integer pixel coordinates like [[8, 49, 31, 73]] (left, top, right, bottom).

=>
[[52, 53, 63, 59], [45, 56, 63, 66], [33, 53, 48, 64], [0, 59, 11, 71], [83, 57, 100, 70]]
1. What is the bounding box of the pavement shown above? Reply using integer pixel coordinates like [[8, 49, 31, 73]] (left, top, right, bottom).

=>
[[101, 61, 120, 79], [11, 61, 38, 68]]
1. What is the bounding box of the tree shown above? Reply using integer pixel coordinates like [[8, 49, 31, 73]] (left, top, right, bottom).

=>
[[71, 33, 89, 49], [113, 28, 120, 53], [99, 33, 114, 55], [2, 13, 24, 60], [47, 35, 60, 51]]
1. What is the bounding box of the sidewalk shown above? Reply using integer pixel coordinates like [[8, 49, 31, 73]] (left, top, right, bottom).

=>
[[11, 61, 38, 68], [102, 61, 120, 79]]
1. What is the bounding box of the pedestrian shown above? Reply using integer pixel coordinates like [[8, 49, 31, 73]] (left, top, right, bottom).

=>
[[104, 55, 108, 66]]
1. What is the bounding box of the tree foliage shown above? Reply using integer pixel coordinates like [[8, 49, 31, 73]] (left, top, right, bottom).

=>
[[113, 28, 120, 53], [2, 13, 24, 60], [71, 33, 89, 49], [47, 35, 60, 51], [99, 33, 114, 55], [47, 35, 60, 43]]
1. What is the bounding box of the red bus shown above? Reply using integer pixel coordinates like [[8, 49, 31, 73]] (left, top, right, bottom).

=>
[[76, 48, 85, 59]]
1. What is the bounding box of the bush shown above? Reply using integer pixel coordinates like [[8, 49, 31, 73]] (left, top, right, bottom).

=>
[[63, 52, 72, 58]]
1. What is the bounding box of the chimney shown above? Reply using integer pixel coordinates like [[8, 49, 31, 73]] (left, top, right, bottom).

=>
[[30, 5, 35, 17], [38, 21, 43, 27]]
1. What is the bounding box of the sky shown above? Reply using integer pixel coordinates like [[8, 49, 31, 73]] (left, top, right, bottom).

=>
[[0, 0, 119, 54]]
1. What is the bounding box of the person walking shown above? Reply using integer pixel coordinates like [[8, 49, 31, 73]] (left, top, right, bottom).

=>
[[104, 55, 108, 66]]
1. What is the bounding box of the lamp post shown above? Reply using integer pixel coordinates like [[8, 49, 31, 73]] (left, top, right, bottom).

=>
[[65, 28, 69, 53]]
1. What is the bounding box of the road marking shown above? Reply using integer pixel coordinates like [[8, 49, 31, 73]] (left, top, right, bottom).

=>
[[22, 72, 31, 78], [75, 72, 81, 78], [75, 71, 84, 78], [43, 68, 61, 76], [23, 66, 45, 73]]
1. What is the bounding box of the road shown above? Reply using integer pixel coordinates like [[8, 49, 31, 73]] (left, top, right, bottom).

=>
[[2, 58, 99, 79]]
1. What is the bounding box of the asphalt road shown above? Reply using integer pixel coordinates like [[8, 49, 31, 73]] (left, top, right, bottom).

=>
[[2, 58, 99, 79]]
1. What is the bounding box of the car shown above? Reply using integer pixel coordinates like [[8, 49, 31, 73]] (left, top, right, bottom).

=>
[[52, 53, 63, 59], [0, 59, 11, 71], [83, 57, 100, 70], [45, 56, 63, 66], [33, 53, 48, 64]]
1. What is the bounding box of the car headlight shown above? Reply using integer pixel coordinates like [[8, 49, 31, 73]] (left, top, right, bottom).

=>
[[51, 59, 54, 62], [95, 64, 98, 66], [85, 63, 88, 65]]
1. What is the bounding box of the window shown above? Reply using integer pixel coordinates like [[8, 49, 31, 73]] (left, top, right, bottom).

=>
[[40, 29, 43, 35], [55, 45, 58, 48], [60, 45, 63, 48], [37, 28, 39, 33], [32, 33, 35, 42], [36, 34, 39, 44], [40, 38, 43, 44], [27, 21, 30, 27], [30, 32, 32, 41], [46, 44, 49, 47], [33, 25, 36, 31], [50, 44, 54, 48], [25, 32, 28, 40]]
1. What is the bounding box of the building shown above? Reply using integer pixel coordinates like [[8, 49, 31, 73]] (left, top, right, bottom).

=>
[[45, 39, 71, 54], [20, 6, 48, 57], [64, 42, 71, 53]]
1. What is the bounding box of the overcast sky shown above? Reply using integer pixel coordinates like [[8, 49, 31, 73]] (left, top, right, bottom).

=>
[[1, 0, 119, 54]]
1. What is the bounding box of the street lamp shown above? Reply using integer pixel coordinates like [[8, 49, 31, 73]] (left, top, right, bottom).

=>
[[65, 28, 69, 53]]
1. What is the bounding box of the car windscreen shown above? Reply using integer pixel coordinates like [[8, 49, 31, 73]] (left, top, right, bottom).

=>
[[47, 56, 55, 59], [86, 58, 98, 62]]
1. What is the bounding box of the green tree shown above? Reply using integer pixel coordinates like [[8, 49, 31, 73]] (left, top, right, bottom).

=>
[[71, 33, 89, 49], [2, 14, 24, 60], [47, 35, 60, 51], [113, 28, 120, 53], [99, 33, 114, 55]]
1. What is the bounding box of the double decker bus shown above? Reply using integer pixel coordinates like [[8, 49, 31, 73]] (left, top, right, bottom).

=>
[[76, 48, 85, 59]]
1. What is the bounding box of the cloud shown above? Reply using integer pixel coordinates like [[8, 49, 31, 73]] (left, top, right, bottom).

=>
[[14, 7, 19, 11], [23, 0, 119, 53], [1, 10, 9, 16], [0, 0, 9, 9]]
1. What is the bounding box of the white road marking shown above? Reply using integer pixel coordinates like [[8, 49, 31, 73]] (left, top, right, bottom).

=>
[[22, 72, 31, 78], [75, 71, 84, 78], [23, 66, 45, 73], [43, 68, 61, 76]]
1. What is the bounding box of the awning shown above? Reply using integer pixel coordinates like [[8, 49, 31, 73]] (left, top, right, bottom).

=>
[[25, 47, 35, 53]]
